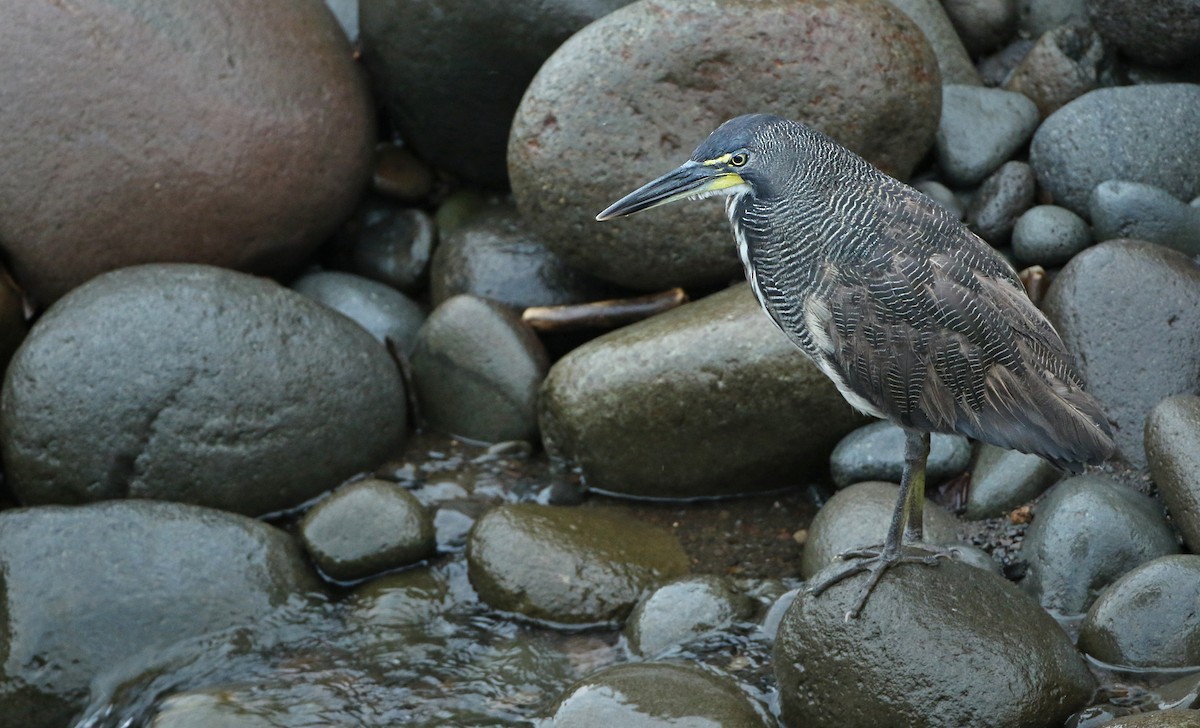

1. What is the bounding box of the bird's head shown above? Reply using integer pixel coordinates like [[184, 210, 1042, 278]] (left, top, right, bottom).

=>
[[596, 114, 788, 221]]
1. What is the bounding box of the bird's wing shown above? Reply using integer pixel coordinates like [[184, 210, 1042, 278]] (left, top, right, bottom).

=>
[[813, 182, 1113, 468]]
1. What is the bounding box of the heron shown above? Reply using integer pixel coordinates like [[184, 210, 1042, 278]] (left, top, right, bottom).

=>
[[596, 114, 1114, 618]]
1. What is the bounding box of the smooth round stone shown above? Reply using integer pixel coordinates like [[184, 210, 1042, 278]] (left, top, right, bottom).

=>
[[1099, 712, 1200, 728], [625, 575, 754, 656], [1021, 475, 1179, 615], [1012, 204, 1092, 266], [345, 566, 451, 631], [830, 421, 971, 489], [1079, 555, 1200, 668], [466, 504, 689, 626], [410, 295, 549, 444], [0, 501, 317, 727], [359, 0, 632, 187], [1043, 240, 1200, 466], [371, 144, 434, 203], [965, 442, 1062, 519], [509, 0, 940, 291], [1146, 395, 1200, 554], [545, 662, 769, 727], [300, 479, 435, 582], [1031, 85, 1200, 216], [776, 557, 1095, 727], [1088, 0, 1200, 67], [1016, 0, 1087, 36], [1, 265, 408, 516], [430, 200, 620, 310], [151, 690, 279, 728], [0, 0, 373, 304], [1090, 181, 1200, 257], [346, 199, 436, 293], [914, 180, 966, 219], [936, 85, 1039, 187], [800, 481, 961, 578], [942, 0, 1018, 56], [540, 284, 869, 499], [884, 0, 981, 84], [1004, 24, 1104, 119], [292, 270, 426, 354], [967, 160, 1036, 245]]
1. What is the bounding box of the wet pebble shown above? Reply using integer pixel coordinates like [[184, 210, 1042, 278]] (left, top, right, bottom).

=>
[[965, 442, 1062, 519], [1020, 475, 1179, 615], [345, 199, 436, 293], [800, 481, 961, 578], [1090, 181, 1200, 257], [540, 284, 867, 498], [0, 0, 373, 304], [776, 556, 1094, 727], [300, 479, 435, 582], [346, 566, 453, 632], [1146, 395, 1200, 553], [830, 421, 971, 489], [0, 501, 317, 727], [431, 200, 620, 310], [936, 85, 1038, 187], [1097, 711, 1200, 728], [1088, 0, 1200, 67], [1012, 204, 1092, 266], [1043, 240, 1200, 465], [151, 690, 280, 728], [0, 265, 408, 516], [624, 575, 754, 657], [292, 270, 426, 354], [466, 504, 689, 626], [1004, 24, 1104, 118], [509, 0, 940, 290], [544, 662, 769, 727], [885, 0, 981, 84], [967, 160, 1036, 246], [1030, 84, 1200, 216], [1079, 555, 1200, 668], [941, 0, 1017, 56], [410, 295, 548, 444]]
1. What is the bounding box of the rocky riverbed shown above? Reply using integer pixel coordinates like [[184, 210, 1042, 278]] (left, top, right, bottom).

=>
[[1, 0, 1200, 726]]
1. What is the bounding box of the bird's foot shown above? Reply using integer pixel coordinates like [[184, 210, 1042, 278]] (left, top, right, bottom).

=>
[[805, 544, 954, 621]]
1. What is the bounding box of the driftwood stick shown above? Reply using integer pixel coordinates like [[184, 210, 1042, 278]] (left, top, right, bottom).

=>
[[522, 288, 689, 332]]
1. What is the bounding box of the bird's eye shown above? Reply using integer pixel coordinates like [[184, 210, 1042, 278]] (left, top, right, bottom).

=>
[[729, 153, 748, 167]]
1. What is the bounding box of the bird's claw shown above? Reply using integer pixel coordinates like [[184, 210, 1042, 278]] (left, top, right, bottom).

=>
[[805, 543, 957, 620]]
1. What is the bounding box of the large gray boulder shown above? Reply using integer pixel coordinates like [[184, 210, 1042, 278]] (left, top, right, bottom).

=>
[[1, 265, 408, 515]]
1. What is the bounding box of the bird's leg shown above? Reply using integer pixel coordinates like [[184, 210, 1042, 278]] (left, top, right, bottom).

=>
[[806, 429, 950, 619]]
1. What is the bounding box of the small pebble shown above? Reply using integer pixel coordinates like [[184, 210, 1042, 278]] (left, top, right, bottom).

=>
[[968, 161, 1036, 245], [1090, 180, 1200, 257], [1004, 24, 1104, 118], [936, 85, 1038, 187], [1011, 204, 1091, 266]]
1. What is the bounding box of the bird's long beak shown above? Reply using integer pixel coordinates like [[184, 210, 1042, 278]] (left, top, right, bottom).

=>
[[596, 162, 746, 221]]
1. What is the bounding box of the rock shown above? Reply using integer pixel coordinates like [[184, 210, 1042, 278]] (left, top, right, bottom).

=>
[[1, 265, 408, 515], [914, 180, 966, 219], [358, 0, 633, 187], [300, 479, 435, 582], [292, 270, 426, 354], [942, 0, 1018, 57], [410, 295, 548, 443], [540, 284, 868, 499], [0, 501, 317, 727], [1146, 395, 1200, 553], [345, 566, 452, 631], [829, 421, 971, 489], [509, 0, 941, 291], [1079, 555, 1200, 668], [544, 662, 769, 727], [1021, 475, 1179, 615], [371, 144, 434, 203], [0, 266, 26, 372], [978, 38, 1035, 87], [430, 200, 621, 310], [884, 0, 981, 84], [947, 542, 1002, 573], [936, 85, 1038, 187], [1011, 204, 1092, 266], [1042, 240, 1200, 466], [343, 198, 436, 294], [1004, 24, 1105, 119], [1030, 85, 1200, 217], [776, 556, 1094, 728], [967, 161, 1036, 246], [624, 575, 754, 656], [1088, 0, 1200, 67], [0, 0, 373, 304], [150, 690, 281, 728], [965, 443, 1062, 519], [800, 481, 960, 578], [1016, 0, 1088, 37], [466, 503, 689, 626], [1090, 181, 1200, 257], [1095, 711, 1200, 728]]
